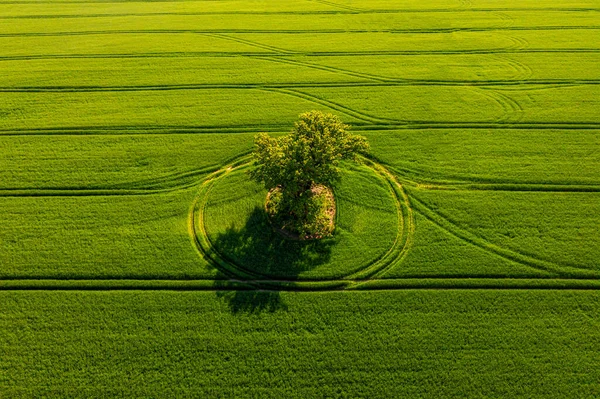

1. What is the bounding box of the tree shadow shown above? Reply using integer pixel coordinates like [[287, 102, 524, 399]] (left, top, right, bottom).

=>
[[215, 290, 288, 314], [211, 206, 334, 314]]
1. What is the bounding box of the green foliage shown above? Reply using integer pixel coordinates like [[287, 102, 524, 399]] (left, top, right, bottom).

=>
[[249, 111, 368, 236], [250, 111, 369, 193]]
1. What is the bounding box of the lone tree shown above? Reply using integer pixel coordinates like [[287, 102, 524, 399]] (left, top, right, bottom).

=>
[[250, 111, 369, 239]]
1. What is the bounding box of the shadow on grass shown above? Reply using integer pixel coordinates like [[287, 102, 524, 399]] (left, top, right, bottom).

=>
[[215, 290, 288, 314], [211, 206, 334, 314]]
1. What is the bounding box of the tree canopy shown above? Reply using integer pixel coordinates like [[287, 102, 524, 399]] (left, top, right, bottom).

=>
[[249, 111, 369, 237], [250, 110, 369, 196]]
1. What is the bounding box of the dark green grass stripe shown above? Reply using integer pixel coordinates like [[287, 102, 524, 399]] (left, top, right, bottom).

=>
[[402, 122, 600, 129], [2, 49, 600, 63], [0, 26, 599, 37], [2, 123, 600, 137], [390, 165, 600, 191], [353, 278, 600, 290], [0, 188, 184, 197], [1, 0, 599, 12], [3, 8, 596, 18], [416, 183, 600, 193], [1, 278, 600, 291], [0, 124, 290, 135], [0, 165, 222, 195], [1, 80, 599, 93]]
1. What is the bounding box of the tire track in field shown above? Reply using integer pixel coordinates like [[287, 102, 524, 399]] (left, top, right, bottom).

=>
[[474, 87, 524, 123], [307, 0, 364, 12], [2, 8, 600, 18], [0, 184, 192, 197], [0, 164, 228, 197], [0, 124, 291, 135], [261, 87, 403, 125], [493, 11, 515, 28], [1, 26, 599, 37], [388, 164, 600, 193], [487, 10, 534, 81], [189, 156, 415, 282], [490, 54, 534, 80], [408, 193, 600, 278], [2, 278, 600, 291], [202, 33, 296, 54], [189, 159, 285, 282], [1, 0, 599, 12], [0, 187, 175, 197], [2, 121, 600, 138], [350, 158, 415, 280], [420, 183, 600, 193], [2, 49, 600, 63], [252, 56, 393, 83], [3, 80, 599, 93]]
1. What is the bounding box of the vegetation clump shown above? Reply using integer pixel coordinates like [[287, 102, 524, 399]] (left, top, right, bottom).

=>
[[250, 111, 369, 239]]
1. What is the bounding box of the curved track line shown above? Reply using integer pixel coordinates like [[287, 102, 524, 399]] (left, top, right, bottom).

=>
[[476, 87, 524, 123], [308, 0, 364, 12], [493, 11, 515, 29], [0, 164, 229, 197], [203, 33, 295, 54], [408, 193, 600, 278], [189, 163, 266, 283], [502, 32, 530, 51], [262, 87, 404, 125], [253, 56, 393, 83], [350, 158, 415, 280], [387, 163, 600, 192], [190, 157, 414, 285], [491, 54, 534, 80]]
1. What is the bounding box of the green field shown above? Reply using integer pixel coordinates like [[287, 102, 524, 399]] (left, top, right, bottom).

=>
[[1, 0, 599, 396]]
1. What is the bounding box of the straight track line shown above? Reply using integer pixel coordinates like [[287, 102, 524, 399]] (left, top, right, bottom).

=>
[[1, 278, 600, 291], [2, 49, 600, 62], [1, 80, 598, 92], [1, 122, 600, 137], [0, 26, 598, 37]]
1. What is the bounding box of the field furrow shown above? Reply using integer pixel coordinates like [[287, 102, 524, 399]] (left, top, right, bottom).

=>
[[1, 1, 599, 395]]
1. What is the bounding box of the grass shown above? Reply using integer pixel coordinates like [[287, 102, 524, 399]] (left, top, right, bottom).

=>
[[367, 129, 600, 185], [1, 0, 599, 396], [0, 189, 216, 279], [407, 188, 600, 274], [0, 134, 252, 188], [1, 290, 599, 398]]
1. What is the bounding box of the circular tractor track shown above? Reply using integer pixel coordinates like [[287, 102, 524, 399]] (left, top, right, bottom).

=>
[[189, 154, 414, 289]]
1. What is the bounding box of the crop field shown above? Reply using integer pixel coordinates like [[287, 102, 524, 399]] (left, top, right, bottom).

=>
[[1, 0, 600, 397]]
